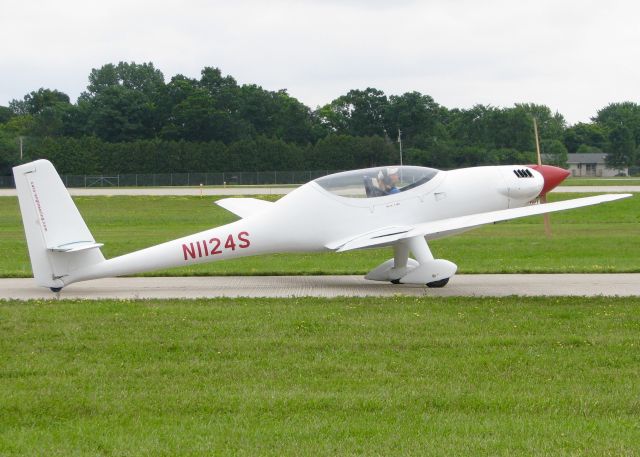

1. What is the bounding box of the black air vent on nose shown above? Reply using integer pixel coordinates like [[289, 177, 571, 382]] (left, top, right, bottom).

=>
[[513, 169, 533, 178]]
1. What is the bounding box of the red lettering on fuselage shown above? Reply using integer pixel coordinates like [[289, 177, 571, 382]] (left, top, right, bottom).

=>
[[238, 231, 250, 248], [183, 243, 196, 260], [209, 238, 222, 255], [181, 232, 251, 261]]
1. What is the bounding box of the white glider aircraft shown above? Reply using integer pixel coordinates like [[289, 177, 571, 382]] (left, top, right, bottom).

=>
[[13, 159, 630, 292]]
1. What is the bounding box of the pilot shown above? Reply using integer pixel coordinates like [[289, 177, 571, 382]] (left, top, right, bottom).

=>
[[378, 167, 400, 195]]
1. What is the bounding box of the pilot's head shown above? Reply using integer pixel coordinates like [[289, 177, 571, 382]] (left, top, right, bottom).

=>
[[379, 167, 399, 186]]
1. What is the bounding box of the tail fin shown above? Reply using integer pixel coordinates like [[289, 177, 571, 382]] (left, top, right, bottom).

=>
[[13, 160, 105, 290]]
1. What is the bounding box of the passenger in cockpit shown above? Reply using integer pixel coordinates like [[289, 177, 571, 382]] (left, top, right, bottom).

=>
[[378, 167, 400, 195]]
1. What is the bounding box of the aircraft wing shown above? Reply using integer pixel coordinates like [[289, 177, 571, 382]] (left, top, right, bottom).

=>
[[331, 193, 631, 252], [325, 226, 413, 251], [215, 198, 274, 218]]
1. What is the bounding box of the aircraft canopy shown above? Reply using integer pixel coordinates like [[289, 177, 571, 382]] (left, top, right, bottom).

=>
[[314, 166, 440, 198]]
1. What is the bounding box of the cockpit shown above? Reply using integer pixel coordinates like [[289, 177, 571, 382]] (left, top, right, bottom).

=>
[[314, 166, 440, 198]]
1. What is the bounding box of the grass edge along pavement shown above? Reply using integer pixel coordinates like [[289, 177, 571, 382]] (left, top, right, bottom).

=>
[[1, 295, 639, 456], [0, 192, 638, 277]]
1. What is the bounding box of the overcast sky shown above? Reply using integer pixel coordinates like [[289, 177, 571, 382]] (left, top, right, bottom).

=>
[[1, 0, 638, 124]]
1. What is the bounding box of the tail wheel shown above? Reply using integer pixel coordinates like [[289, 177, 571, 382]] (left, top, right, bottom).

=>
[[426, 278, 449, 288]]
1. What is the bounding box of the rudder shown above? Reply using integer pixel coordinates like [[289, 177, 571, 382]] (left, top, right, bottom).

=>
[[13, 160, 105, 290]]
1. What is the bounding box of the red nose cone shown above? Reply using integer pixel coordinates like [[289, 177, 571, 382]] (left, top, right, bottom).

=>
[[529, 165, 571, 195]]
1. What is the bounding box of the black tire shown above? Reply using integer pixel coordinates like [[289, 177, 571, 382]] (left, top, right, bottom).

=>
[[390, 279, 402, 284], [426, 278, 449, 288], [50, 287, 62, 293]]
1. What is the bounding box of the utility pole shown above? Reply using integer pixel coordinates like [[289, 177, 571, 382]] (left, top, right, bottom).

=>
[[397, 129, 403, 166], [19, 136, 23, 161]]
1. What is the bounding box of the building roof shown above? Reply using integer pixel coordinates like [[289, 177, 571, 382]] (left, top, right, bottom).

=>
[[566, 153, 607, 164]]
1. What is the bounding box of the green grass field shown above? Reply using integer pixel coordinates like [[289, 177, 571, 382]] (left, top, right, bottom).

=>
[[1, 192, 638, 277], [562, 177, 640, 186], [1, 296, 639, 456]]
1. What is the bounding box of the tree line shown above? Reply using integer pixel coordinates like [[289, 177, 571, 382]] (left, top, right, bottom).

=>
[[1, 61, 639, 176]]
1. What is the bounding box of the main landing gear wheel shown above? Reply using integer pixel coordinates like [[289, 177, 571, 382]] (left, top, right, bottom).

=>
[[426, 278, 449, 288], [50, 287, 62, 293], [390, 279, 402, 284]]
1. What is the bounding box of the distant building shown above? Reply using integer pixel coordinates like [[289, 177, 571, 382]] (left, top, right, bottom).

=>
[[566, 153, 627, 177]]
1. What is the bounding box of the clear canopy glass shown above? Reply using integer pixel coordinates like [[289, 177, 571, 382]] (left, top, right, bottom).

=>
[[314, 166, 440, 198]]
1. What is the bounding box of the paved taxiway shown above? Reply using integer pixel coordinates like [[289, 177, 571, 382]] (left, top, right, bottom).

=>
[[2, 274, 639, 299], [2, 185, 636, 300]]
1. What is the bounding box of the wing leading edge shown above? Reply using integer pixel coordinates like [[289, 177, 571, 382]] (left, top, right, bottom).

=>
[[329, 193, 632, 252]]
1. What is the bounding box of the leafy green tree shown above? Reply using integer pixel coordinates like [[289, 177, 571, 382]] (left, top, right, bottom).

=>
[[84, 62, 165, 99], [84, 85, 157, 141], [316, 88, 388, 137], [307, 135, 395, 169], [447, 105, 497, 149], [0, 127, 19, 173], [563, 122, 608, 153], [253, 136, 305, 170], [448, 104, 563, 163], [541, 139, 568, 167], [0, 106, 14, 123], [403, 147, 431, 167], [412, 123, 452, 157], [30, 105, 69, 137], [353, 136, 398, 167], [236, 85, 315, 143], [404, 144, 457, 169], [197, 67, 246, 142], [594, 102, 640, 145], [163, 88, 218, 141], [384, 92, 447, 149], [6, 89, 72, 138], [162, 75, 199, 104], [450, 146, 494, 167], [493, 147, 536, 165], [9, 88, 70, 116], [227, 139, 259, 171], [158, 74, 200, 133], [81, 62, 165, 140], [514, 103, 566, 141], [606, 125, 636, 171], [487, 107, 534, 151], [315, 101, 350, 135], [199, 67, 240, 111], [0, 114, 35, 137], [267, 91, 316, 144], [576, 144, 604, 154]]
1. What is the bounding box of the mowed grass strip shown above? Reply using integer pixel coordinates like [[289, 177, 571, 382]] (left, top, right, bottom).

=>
[[0, 192, 638, 277], [1, 296, 639, 456], [561, 177, 640, 186]]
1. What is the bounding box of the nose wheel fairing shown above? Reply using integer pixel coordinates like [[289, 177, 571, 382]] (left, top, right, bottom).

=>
[[365, 236, 457, 286]]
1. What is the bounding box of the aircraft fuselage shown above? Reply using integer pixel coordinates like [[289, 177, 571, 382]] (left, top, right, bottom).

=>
[[65, 165, 543, 285]]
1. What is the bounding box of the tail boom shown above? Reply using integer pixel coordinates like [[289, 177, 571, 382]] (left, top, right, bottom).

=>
[[13, 160, 279, 290], [61, 221, 259, 286]]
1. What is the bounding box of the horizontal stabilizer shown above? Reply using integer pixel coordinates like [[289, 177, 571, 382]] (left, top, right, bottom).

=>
[[49, 241, 105, 253], [215, 198, 273, 218]]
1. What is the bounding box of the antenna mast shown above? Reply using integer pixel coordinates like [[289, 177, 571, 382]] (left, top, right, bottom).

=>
[[397, 129, 403, 167]]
